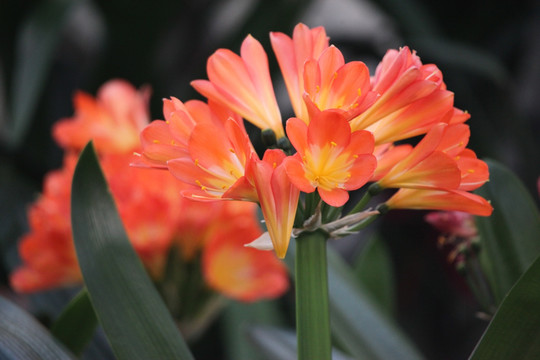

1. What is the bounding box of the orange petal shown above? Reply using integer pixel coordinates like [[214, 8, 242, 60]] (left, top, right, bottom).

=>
[[387, 188, 493, 216]]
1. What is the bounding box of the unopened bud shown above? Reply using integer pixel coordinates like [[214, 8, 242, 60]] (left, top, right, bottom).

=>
[[277, 136, 292, 153], [261, 129, 277, 147]]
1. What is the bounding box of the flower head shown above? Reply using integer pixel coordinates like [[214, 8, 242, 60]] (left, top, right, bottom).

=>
[[284, 110, 376, 206]]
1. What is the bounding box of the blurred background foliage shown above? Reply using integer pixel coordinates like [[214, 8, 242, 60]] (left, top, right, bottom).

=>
[[0, 0, 538, 359]]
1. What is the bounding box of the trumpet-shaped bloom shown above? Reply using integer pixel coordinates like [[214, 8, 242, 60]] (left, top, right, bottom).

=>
[[371, 143, 413, 181], [137, 98, 257, 201], [300, 49, 378, 122], [349, 47, 460, 146], [433, 123, 489, 191], [377, 123, 462, 190], [168, 118, 257, 201], [247, 150, 300, 259], [192, 35, 285, 138], [386, 188, 493, 216], [270, 23, 329, 121], [284, 110, 376, 207], [53, 79, 150, 154], [271, 24, 376, 124]]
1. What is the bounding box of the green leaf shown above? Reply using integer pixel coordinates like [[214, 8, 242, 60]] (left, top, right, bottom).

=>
[[71, 142, 194, 360], [4, 0, 79, 148], [285, 242, 423, 360], [327, 247, 423, 360], [409, 38, 508, 86], [248, 326, 354, 360], [222, 300, 285, 360], [0, 295, 75, 360], [470, 252, 540, 359], [475, 159, 540, 304], [354, 234, 395, 316], [50, 289, 98, 356]]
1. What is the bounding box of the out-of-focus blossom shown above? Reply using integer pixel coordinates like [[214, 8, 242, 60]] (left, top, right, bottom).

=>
[[284, 110, 376, 207], [11, 80, 288, 303], [53, 80, 150, 154], [425, 211, 478, 239], [202, 202, 289, 301]]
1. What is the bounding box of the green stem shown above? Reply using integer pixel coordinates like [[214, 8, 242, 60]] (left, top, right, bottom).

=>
[[295, 230, 331, 360], [348, 183, 382, 215]]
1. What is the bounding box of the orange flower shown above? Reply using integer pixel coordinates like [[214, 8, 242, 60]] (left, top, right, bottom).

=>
[[270, 23, 329, 121], [349, 47, 460, 146], [192, 35, 285, 138], [271, 24, 376, 124], [169, 118, 257, 201], [10, 155, 80, 292], [283, 110, 376, 207], [202, 202, 288, 302], [377, 123, 462, 190], [10, 152, 184, 292], [53, 79, 150, 154], [137, 98, 257, 201], [246, 150, 300, 259], [12, 80, 289, 302], [386, 188, 493, 216]]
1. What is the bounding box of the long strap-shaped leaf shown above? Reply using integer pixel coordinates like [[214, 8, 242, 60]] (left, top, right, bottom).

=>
[[476, 159, 540, 303], [50, 289, 98, 356], [71, 142, 194, 360], [470, 252, 540, 359], [0, 295, 75, 360]]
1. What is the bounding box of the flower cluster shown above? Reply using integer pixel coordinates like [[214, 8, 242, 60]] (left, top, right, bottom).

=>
[[11, 80, 288, 303], [137, 23, 493, 259]]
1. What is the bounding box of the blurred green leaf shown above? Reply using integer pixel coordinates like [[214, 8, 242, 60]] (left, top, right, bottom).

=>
[[372, 0, 440, 37], [4, 0, 79, 148], [248, 326, 354, 360], [327, 247, 423, 360], [470, 252, 540, 359], [285, 242, 423, 360], [410, 38, 508, 86], [354, 234, 395, 316], [223, 300, 285, 360], [476, 159, 540, 304], [0, 295, 75, 360], [50, 289, 97, 356], [71, 142, 194, 360]]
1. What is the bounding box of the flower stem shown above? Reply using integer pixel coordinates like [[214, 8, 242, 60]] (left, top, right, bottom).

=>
[[295, 230, 331, 360]]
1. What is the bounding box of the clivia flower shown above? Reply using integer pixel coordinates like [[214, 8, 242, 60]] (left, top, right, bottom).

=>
[[137, 23, 493, 260], [11, 80, 289, 303], [284, 110, 376, 207]]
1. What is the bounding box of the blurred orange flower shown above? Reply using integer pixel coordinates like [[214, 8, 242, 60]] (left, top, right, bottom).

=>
[[11, 80, 288, 303]]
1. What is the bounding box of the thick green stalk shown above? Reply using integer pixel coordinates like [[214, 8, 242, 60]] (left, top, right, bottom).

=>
[[295, 230, 331, 360]]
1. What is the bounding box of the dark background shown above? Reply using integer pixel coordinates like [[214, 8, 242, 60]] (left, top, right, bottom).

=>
[[1, 0, 539, 359]]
